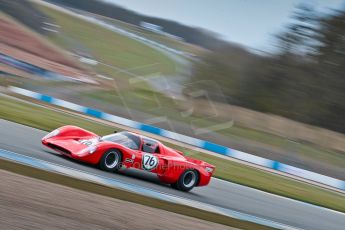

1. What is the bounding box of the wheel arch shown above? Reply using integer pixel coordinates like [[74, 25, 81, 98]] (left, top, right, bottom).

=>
[[103, 147, 124, 159], [194, 168, 201, 186], [96, 142, 128, 163]]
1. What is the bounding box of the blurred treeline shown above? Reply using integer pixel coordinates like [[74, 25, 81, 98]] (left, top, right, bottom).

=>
[[191, 6, 345, 133]]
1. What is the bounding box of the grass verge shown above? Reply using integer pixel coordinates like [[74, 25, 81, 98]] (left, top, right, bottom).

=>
[[0, 95, 344, 213], [0, 159, 273, 230]]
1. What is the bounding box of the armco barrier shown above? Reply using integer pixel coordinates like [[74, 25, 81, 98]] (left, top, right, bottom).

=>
[[8, 86, 345, 191]]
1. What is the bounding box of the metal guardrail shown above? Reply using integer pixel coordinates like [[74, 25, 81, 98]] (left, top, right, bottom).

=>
[[8, 86, 345, 191]]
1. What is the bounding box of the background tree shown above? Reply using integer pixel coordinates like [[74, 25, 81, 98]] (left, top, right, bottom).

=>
[[191, 6, 345, 133]]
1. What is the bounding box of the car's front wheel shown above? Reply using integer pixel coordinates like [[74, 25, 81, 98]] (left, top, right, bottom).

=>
[[99, 149, 122, 172], [171, 169, 199, 192]]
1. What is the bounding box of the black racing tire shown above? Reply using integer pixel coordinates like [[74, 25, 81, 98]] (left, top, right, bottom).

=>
[[172, 169, 199, 192], [99, 149, 122, 172]]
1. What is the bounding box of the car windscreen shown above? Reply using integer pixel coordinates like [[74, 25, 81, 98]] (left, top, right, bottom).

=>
[[101, 132, 140, 150]]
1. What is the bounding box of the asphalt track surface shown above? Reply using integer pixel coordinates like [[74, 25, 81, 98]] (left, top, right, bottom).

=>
[[0, 119, 344, 230]]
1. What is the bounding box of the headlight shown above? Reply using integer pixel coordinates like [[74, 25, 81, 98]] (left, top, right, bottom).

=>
[[88, 145, 97, 154], [81, 145, 97, 155], [42, 129, 60, 140], [205, 167, 214, 173]]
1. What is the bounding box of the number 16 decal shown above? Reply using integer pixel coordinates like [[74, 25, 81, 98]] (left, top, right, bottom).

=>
[[142, 153, 158, 171]]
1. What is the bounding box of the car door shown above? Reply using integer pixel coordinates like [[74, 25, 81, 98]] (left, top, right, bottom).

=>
[[136, 138, 167, 175]]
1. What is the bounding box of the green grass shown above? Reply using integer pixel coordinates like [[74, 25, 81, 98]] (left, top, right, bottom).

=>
[[37, 4, 177, 80], [98, 15, 206, 56], [0, 95, 344, 213], [81, 88, 172, 114], [81, 89, 220, 123], [218, 125, 345, 169], [0, 95, 113, 135], [33, 3, 183, 124]]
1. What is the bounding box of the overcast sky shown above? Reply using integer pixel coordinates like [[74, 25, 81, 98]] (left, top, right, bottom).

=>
[[103, 0, 345, 51]]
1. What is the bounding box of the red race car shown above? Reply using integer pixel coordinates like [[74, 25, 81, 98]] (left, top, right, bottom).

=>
[[42, 126, 215, 191]]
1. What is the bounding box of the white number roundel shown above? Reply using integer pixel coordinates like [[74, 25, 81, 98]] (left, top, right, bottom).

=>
[[142, 153, 158, 171]]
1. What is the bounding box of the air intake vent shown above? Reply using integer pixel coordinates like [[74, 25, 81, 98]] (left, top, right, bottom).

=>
[[47, 143, 71, 155]]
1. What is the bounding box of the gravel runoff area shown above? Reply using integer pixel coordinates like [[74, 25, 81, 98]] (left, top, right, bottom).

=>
[[0, 170, 236, 230]]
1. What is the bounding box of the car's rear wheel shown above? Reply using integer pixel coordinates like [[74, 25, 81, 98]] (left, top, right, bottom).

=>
[[99, 149, 122, 172], [171, 169, 198, 192]]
